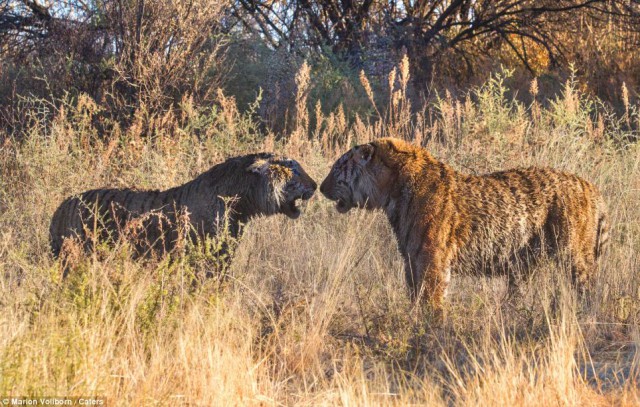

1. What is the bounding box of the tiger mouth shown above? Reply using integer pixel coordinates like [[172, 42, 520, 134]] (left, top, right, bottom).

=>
[[335, 198, 353, 213], [282, 190, 314, 219]]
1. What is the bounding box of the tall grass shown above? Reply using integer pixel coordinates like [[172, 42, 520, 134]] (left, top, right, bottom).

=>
[[0, 64, 639, 405]]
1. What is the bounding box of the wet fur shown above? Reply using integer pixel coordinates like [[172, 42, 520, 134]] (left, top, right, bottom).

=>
[[321, 138, 609, 313], [50, 153, 316, 259]]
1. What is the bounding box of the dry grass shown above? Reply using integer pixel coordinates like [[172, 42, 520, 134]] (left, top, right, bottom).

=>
[[0, 66, 639, 405]]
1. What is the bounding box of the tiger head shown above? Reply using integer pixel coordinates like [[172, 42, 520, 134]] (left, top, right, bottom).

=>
[[320, 139, 407, 213], [247, 154, 317, 219]]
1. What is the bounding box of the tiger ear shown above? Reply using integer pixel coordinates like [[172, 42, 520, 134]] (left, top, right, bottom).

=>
[[354, 143, 374, 165], [247, 159, 270, 175]]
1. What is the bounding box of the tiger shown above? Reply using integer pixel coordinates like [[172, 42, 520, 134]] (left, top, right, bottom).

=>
[[320, 137, 609, 316], [50, 153, 317, 264]]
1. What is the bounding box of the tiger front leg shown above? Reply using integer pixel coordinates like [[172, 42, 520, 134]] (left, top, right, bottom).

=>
[[404, 250, 451, 323]]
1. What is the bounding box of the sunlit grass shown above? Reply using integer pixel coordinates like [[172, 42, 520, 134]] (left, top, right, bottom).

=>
[[0, 66, 638, 405]]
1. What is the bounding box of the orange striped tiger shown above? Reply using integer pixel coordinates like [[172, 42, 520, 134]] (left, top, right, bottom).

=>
[[321, 138, 609, 316]]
